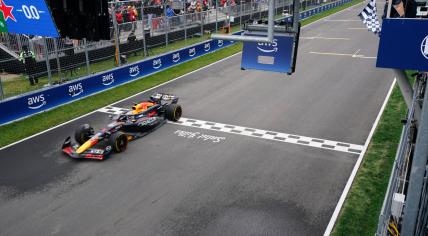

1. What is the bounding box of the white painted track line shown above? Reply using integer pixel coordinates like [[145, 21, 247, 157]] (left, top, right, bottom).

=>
[[98, 106, 364, 155], [323, 79, 397, 236], [301, 36, 351, 40], [324, 19, 361, 21], [309, 51, 377, 59]]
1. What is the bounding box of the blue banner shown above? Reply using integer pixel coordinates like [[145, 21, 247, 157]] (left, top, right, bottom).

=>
[[241, 34, 295, 73], [0, 0, 59, 37], [377, 19, 428, 71]]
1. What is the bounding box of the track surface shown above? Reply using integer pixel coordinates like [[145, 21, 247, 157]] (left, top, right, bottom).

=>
[[0, 4, 393, 236]]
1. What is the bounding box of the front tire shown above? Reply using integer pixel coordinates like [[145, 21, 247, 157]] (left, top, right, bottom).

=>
[[165, 104, 182, 122], [108, 132, 128, 153], [74, 124, 94, 145]]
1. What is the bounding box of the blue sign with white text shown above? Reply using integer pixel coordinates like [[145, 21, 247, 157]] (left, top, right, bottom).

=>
[[241, 34, 295, 73], [0, 0, 59, 37], [377, 19, 428, 71]]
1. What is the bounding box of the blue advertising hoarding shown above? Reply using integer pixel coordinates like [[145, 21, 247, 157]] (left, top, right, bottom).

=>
[[377, 19, 428, 71], [0, 0, 59, 37]]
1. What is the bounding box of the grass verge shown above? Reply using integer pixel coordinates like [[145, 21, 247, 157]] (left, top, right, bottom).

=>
[[332, 83, 407, 235], [0, 0, 363, 149]]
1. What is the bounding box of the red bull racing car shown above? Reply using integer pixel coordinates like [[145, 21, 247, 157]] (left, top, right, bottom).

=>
[[62, 93, 182, 160]]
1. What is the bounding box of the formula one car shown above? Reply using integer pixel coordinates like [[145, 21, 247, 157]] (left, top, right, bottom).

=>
[[62, 93, 182, 160]]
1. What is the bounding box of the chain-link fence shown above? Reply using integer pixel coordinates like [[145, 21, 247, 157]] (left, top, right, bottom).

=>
[[0, 0, 327, 100]]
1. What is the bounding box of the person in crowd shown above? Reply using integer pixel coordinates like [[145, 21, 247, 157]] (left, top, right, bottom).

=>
[[19, 46, 38, 86], [202, 0, 209, 19], [383, 0, 405, 18], [166, 5, 176, 28], [128, 5, 137, 32], [196, 1, 202, 21], [188, 0, 197, 20], [116, 10, 124, 24]]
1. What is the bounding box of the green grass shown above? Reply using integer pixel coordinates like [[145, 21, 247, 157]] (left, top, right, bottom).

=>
[[332, 84, 408, 235], [0, 0, 363, 149]]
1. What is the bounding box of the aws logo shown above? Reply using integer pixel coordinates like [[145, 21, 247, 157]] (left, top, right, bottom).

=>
[[172, 53, 180, 63], [129, 65, 140, 77], [102, 73, 114, 86], [28, 94, 46, 110], [218, 40, 224, 47], [189, 48, 196, 57], [422, 35, 428, 60], [204, 43, 210, 52], [153, 58, 162, 69], [257, 39, 278, 53], [69, 83, 83, 97]]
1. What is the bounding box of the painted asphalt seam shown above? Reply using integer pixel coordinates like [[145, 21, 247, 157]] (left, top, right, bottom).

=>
[[309, 51, 377, 59], [98, 106, 364, 155], [323, 79, 397, 236]]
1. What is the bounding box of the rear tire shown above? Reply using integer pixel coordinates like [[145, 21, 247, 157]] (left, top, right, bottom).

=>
[[74, 124, 94, 145], [108, 132, 128, 153], [165, 104, 182, 122]]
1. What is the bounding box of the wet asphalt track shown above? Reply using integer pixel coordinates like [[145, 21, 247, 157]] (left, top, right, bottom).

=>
[[0, 3, 394, 236]]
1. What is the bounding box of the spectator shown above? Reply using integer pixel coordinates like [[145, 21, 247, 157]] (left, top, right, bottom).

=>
[[188, 0, 197, 20], [202, 0, 209, 19], [383, 0, 405, 18], [166, 5, 176, 27], [196, 1, 202, 20], [19, 46, 38, 86], [128, 5, 137, 32], [116, 11, 123, 24], [128, 6, 137, 22]]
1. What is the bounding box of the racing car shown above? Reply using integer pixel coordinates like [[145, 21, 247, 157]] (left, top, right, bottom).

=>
[[62, 93, 182, 160]]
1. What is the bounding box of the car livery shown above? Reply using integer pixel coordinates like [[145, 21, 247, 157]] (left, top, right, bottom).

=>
[[62, 93, 182, 160]]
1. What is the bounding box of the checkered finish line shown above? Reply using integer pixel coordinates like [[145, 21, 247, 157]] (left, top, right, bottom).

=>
[[98, 106, 364, 154]]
